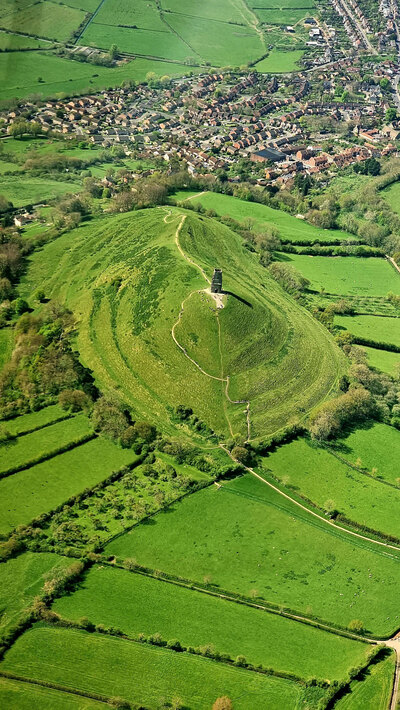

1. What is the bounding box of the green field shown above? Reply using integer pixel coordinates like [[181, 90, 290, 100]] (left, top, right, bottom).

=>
[[0, 437, 138, 534], [1, 404, 68, 436], [0, 552, 70, 637], [0, 414, 92, 475], [335, 314, 400, 347], [0, 626, 310, 709], [54, 564, 372, 682], [19, 207, 345, 439], [0, 32, 50, 50], [335, 652, 395, 709], [0, 52, 199, 101], [284, 254, 400, 296], [0, 677, 106, 710], [106, 474, 400, 636], [261, 437, 400, 538], [0, 2, 85, 42], [333, 423, 400, 486], [383, 180, 400, 215], [0, 175, 79, 207], [255, 50, 304, 73], [182, 191, 356, 243], [363, 345, 400, 374]]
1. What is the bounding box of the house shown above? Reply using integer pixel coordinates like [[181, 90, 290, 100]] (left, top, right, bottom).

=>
[[251, 147, 286, 163]]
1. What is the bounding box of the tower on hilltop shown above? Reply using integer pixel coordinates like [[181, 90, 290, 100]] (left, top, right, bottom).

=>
[[211, 268, 222, 294]]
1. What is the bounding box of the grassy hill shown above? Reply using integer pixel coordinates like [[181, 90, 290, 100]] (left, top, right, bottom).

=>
[[20, 207, 345, 440]]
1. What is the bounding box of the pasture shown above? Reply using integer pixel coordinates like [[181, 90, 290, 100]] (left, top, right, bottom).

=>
[[0, 175, 79, 207], [54, 564, 372, 681], [0, 2, 85, 42], [0, 414, 93, 475], [284, 254, 400, 297], [334, 422, 400, 486], [19, 207, 345, 439], [0, 52, 198, 101], [0, 626, 309, 709], [0, 552, 70, 637], [261, 437, 400, 539], [180, 191, 355, 242], [383, 180, 400, 215], [1, 404, 68, 436], [0, 436, 138, 534], [0, 33, 50, 50], [106, 474, 400, 636], [0, 678, 107, 710], [363, 345, 400, 375], [335, 652, 395, 710], [255, 50, 304, 73], [335, 314, 400, 348]]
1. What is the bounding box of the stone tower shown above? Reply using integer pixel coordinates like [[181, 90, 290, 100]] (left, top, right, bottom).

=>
[[211, 268, 222, 293]]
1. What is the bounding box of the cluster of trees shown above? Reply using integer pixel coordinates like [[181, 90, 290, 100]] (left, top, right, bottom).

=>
[[0, 302, 95, 419], [7, 120, 42, 139], [309, 387, 376, 440], [353, 157, 381, 176], [268, 262, 310, 297]]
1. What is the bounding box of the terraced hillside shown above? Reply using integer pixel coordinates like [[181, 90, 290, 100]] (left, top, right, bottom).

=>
[[21, 207, 345, 440]]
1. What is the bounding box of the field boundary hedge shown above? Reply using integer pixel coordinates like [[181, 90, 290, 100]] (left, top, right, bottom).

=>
[[12, 413, 74, 439], [0, 432, 96, 481], [352, 336, 400, 353]]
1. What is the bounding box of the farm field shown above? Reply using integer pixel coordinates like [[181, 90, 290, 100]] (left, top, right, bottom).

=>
[[335, 314, 400, 347], [54, 564, 372, 681], [335, 652, 395, 709], [0, 552, 70, 637], [19, 207, 345, 439], [1, 404, 68, 436], [0, 413, 93, 475], [178, 190, 356, 242], [0, 52, 199, 101], [0, 175, 80, 207], [333, 422, 400, 486], [254, 50, 304, 73], [284, 254, 400, 296], [0, 32, 50, 50], [0, 436, 139, 534], [0, 2, 85, 42], [106, 474, 400, 636], [363, 344, 400, 374], [260, 437, 400, 539], [0, 677, 107, 710], [0, 625, 310, 710]]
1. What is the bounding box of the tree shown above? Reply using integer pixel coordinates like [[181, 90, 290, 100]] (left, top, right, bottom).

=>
[[91, 397, 129, 439], [109, 44, 119, 60], [58, 389, 92, 413], [231, 446, 252, 466], [13, 298, 29, 316], [212, 698, 233, 710], [386, 107, 398, 123]]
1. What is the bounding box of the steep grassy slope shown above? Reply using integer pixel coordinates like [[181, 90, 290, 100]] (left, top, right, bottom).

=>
[[20, 207, 345, 439]]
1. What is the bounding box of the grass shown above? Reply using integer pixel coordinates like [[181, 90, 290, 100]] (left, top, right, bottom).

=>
[[182, 191, 356, 243], [106, 474, 400, 636], [0, 32, 50, 50], [0, 413, 93, 475], [0, 2, 85, 42], [335, 314, 400, 348], [260, 437, 400, 539], [0, 625, 309, 709], [383, 180, 400, 215], [0, 677, 107, 710], [333, 422, 400, 486], [80, 24, 192, 63], [19, 207, 345, 439], [254, 50, 304, 73], [335, 652, 395, 709], [0, 327, 13, 370], [284, 254, 400, 297], [0, 552, 70, 637], [0, 52, 199, 101], [1, 404, 68, 436], [363, 345, 400, 375], [54, 564, 373, 682], [0, 175, 79, 207], [0, 436, 139, 534]]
